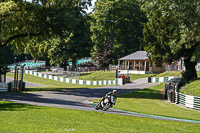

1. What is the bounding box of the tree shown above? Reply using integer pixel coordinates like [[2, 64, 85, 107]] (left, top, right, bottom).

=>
[[0, 0, 92, 70], [91, 41, 112, 70], [141, 0, 200, 82], [90, 0, 146, 63], [34, 2, 93, 70], [0, 0, 72, 49]]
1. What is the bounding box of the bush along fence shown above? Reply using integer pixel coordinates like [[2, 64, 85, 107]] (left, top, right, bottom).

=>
[[148, 76, 181, 83], [24, 70, 126, 86]]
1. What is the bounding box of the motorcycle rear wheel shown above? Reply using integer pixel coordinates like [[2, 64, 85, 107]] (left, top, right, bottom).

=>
[[103, 103, 111, 111]]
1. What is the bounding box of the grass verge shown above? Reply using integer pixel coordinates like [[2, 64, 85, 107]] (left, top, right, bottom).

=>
[[79, 71, 154, 81], [180, 79, 200, 97], [6, 73, 103, 91], [0, 101, 199, 133], [179, 72, 200, 97], [154, 71, 182, 77], [92, 83, 200, 121]]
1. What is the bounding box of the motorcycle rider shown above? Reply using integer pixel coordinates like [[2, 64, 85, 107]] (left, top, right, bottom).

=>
[[95, 90, 118, 110], [104, 89, 117, 105]]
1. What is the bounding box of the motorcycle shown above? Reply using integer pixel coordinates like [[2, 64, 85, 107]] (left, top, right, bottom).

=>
[[95, 95, 116, 111]]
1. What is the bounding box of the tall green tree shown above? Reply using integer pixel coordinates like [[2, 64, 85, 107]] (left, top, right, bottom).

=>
[[90, 0, 146, 63], [141, 0, 200, 82], [91, 41, 112, 70], [32, 1, 93, 70], [0, 0, 76, 49], [0, 0, 92, 69]]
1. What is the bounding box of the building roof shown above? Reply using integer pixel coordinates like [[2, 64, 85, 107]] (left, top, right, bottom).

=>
[[118, 51, 149, 61]]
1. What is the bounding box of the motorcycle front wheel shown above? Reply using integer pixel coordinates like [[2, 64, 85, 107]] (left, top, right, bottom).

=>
[[95, 102, 101, 110]]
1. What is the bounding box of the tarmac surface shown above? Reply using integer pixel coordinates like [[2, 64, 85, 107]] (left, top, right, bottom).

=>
[[1, 78, 200, 124]]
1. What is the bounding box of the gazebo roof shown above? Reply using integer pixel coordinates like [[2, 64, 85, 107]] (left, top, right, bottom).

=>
[[119, 51, 149, 61]]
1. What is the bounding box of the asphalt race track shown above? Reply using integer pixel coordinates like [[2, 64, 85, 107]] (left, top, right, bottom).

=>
[[1, 78, 200, 124]]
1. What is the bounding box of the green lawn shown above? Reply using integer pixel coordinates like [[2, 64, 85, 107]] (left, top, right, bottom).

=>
[[180, 79, 200, 97], [6, 73, 103, 91], [0, 101, 199, 133], [79, 71, 154, 81], [154, 71, 182, 77], [93, 83, 200, 121], [179, 72, 200, 96], [129, 73, 155, 81], [80, 71, 116, 80]]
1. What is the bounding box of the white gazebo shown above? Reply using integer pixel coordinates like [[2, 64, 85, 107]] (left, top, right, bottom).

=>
[[118, 51, 165, 74]]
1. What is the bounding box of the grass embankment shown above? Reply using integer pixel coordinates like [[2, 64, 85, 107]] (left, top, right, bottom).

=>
[[0, 101, 200, 133], [93, 83, 200, 121], [154, 71, 182, 77], [180, 80, 200, 97], [153, 71, 200, 96], [180, 72, 200, 97], [6, 73, 103, 91], [80, 71, 154, 81]]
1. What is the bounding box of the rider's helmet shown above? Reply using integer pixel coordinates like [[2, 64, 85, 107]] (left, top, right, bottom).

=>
[[112, 90, 117, 96]]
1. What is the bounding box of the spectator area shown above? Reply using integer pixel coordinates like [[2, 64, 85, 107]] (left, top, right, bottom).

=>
[[68, 58, 92, 66], [8, 60, 46, 70]]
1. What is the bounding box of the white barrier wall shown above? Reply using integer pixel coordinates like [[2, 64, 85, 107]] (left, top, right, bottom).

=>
[[0, 83, 8, 92], [149, 76, 181, 83], [24, 70, 121, 86], [176, 92, 200, 110]]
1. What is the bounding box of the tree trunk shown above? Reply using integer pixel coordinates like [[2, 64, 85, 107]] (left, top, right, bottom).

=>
[[72, 57, 76, 71], [183, 57, 197, 82], [63, 61, 67, 71], [33, 57, 37, 63]]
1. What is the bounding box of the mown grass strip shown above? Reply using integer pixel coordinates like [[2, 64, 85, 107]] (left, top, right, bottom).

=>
[[92, 83, 200, 121], [115, 83, 200, 121], [0, 101, 200, 133], [6, 73, 104, 91], [79, 71, 154, 81]]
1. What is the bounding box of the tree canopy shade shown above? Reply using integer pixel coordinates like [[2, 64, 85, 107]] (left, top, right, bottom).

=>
[[42, 15, 93, 70], [0, 0, 80, 49], [91, 41, 113, 70], [141, 0, 200, 82], [0, 0, 92, 69], [90, 0, 147, 63]]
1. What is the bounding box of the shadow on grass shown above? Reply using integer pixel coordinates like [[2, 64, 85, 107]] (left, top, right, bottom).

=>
[[118, 88, 162, 100], [0, 101, 43, 111], [80, 72, 92, 76], [25, 87, 89, 92]]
